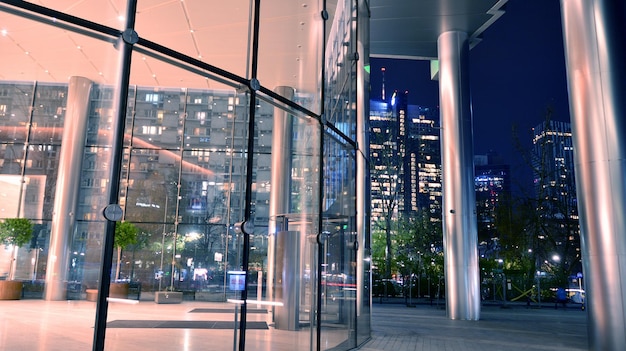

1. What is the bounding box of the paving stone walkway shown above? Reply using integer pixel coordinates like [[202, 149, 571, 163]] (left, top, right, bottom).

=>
[[360, 301, 588, 351]]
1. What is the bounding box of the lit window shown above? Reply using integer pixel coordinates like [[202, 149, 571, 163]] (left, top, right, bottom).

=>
[[145, 93, 160, 103], [141, 126, 162, 135], [196, 111, 207, 124]]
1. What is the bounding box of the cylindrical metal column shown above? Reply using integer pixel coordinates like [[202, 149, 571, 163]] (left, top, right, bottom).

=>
[[267, 86, 294, 312], [274, 230, 301, 330], [437, 31, 481, 320], [356, 0, 371, 324], [560, 1, 626, 349], [44, 76, 92, 301]]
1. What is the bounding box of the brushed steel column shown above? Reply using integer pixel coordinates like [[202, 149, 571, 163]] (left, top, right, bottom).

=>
[[274, 230, 301, 330], [44, 76, 92, 300], [356, 0, 371, 322], [267, 86, 294, 324], [560, 1, 626, 349], [437, 31, 481, 320]]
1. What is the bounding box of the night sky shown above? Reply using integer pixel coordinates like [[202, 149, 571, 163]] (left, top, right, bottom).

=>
[[369, 0, 571, 195]]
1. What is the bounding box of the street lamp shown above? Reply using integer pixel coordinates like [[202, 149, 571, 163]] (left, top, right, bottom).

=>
[[496, 258, 506, 305], [159, 194, 168, 291], [170, 183, 182, 291], [536, 270, 543, 306]]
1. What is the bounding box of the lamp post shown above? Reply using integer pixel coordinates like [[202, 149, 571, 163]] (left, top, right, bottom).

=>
[[170, 234, 178, 290], [408, 256, 413, 307], [170, 181, 182, 291], [416, 253, 423, 302], [497, 258, 506, 306], [159, 194, 168, 291]]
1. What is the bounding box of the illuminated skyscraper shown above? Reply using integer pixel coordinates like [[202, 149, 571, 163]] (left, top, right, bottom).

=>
[[532, 120, 580, 276], [369, 91, 441, 223], [532, 120, 576, 214], [474, 153, 510, 257]]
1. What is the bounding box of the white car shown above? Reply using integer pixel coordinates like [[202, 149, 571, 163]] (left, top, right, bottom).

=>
[[567, 288, 585, 304]]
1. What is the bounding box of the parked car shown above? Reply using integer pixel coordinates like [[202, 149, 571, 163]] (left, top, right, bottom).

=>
[[567, 288, 585, 304]]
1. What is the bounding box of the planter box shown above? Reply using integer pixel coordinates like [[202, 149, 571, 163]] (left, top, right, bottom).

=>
[[109, 282, 129, 299], [0, 280, 23, 300], [155, 291, 183, 304], [86, 289, 98, 302], [85, 282, 138, 301]]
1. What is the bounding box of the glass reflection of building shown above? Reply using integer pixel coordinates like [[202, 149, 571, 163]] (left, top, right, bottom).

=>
[[0, 1, 371, 350]]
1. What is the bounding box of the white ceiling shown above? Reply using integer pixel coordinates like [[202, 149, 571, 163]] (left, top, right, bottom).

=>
[[0, 0, 506, 92]]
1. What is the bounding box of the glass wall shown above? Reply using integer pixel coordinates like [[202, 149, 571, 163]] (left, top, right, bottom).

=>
[[323, 0, 372, 348], [257, 0, 324, 115], [0, 3, 123, 348], [0, 0, 369, 350]]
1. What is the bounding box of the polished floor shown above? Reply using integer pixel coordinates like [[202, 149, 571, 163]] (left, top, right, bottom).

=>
[[0, 297, 350, 351], [0, 298, 588, 351]]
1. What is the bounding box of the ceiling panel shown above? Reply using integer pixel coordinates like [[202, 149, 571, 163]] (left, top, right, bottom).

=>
[[370, 0, 507, 59], [1, 1, 506, 91]]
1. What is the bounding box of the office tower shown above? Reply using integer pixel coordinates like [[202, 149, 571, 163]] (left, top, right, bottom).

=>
[[474, 153, 510, 257], [370, 98, 398, 222], [405, 104, 442, 221], [532, 120, 576, 213], [370, 91, 441, 223], [531, 120, 580, 278]]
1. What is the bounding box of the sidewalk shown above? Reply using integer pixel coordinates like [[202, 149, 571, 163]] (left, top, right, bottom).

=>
[[361, 301, 588, 351]]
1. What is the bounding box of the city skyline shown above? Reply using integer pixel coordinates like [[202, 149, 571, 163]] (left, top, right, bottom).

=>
[[370, 0, 571, 196]]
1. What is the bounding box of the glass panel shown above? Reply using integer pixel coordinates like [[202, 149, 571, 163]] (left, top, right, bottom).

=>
[[29, 83, 67, 144], [1, 1, 363, 350], [320, 0, 362, 348], [257, 90, 322, 350], [0, 2, 122, 349], [0, 6, 125, 85], [135, 1, 252, 83], [102, 71, 247, 349], [129, 87, 184, 150], [319, 136, 357, 351], [0, 144, 25, 176], [0, 82, 36, 142], [83, 87, 118, 146], [22, 148, 55, 219], [257, 0, 324, 115], [21, 0, 128, 30], [324, 0, 358, 140]]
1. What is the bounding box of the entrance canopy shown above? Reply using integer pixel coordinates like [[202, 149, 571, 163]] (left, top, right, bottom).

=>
[[370, 0, 507, 60]]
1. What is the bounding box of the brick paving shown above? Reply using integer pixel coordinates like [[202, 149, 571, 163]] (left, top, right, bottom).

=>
[[360, 301, 588, 351]]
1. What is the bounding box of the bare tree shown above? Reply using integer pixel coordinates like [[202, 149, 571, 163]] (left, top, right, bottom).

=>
[[370, 119, 402, 279], [511, 107, 580, 290]]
